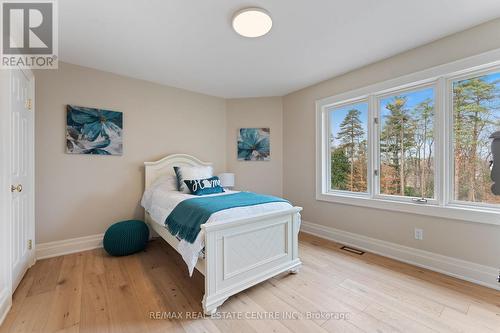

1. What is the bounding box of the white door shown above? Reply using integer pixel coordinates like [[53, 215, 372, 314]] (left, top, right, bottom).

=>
[[0, 70, 12, 325], [10, 68, 35, 290]]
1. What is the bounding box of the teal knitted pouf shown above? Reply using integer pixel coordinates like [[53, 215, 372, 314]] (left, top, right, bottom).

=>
[[103, 220, 149, 256]]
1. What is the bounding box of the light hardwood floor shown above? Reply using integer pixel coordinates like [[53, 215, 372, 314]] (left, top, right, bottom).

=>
[[1, 233, 499, 333]]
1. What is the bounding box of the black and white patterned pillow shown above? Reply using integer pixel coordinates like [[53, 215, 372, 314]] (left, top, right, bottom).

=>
[[173, 165, 213, 193]]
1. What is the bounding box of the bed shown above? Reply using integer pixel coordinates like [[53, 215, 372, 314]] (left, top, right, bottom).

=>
[[142, 154, 302, 315]]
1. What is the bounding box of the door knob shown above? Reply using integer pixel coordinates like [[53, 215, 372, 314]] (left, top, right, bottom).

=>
[[10, 184, 22, 192]]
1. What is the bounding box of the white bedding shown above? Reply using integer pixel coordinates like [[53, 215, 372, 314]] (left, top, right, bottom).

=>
[[141, 180, 293, 276]]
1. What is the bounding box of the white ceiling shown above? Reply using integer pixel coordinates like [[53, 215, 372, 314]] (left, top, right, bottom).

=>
[[60, 0, 500, 98]]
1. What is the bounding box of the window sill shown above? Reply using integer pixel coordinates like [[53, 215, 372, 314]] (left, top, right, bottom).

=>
[[316, 192, 500, 226]]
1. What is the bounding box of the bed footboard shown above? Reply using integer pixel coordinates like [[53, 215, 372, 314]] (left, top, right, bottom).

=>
[[201, 207, 302, 315]]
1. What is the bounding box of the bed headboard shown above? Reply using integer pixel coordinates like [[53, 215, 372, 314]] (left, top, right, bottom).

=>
[[144, 154, 212, 189]]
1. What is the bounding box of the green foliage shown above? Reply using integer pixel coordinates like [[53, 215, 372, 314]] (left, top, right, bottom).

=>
[[404, 186, 419, 197], [331, 148, 350, 190]]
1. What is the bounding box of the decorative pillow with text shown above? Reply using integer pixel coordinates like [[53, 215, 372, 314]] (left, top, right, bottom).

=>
[[183, 176, 225, 196], [173, 165, 213, 193]]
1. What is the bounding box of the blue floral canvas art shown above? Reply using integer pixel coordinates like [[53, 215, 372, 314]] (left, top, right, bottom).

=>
[[66, 105, 123, 155], [237, 128, 270, 161]]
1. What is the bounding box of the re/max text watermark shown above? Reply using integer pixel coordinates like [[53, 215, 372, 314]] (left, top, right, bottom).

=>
[[149, 311, 351, 320]]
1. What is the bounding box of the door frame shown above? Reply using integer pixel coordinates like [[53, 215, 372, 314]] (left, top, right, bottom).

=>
[[28, 70, 36, 267], [0, 67, 36, 324]]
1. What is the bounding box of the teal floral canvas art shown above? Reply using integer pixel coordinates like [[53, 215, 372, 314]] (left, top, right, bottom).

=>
[[66, 105, 123, 155], [237, 128, 270, 161]]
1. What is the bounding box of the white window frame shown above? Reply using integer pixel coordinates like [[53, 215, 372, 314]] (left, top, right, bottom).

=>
[[316, 48, 500, 226]]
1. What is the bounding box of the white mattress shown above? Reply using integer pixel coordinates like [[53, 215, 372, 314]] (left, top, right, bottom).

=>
[[141, 182, 292, 276]]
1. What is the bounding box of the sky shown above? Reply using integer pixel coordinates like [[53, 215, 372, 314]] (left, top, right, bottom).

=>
[[479, 72, 500, 84], [379, 87, 434, 127]]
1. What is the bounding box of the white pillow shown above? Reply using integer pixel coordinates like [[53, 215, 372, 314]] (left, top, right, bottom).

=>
[[153, 174, 178, 192], [174, 165, 213, 193], [141, 174, 177, 212]]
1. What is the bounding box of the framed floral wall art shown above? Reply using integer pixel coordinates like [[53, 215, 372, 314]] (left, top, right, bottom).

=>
[[237, 128, 270, 161], [66, 105, 123, 155]]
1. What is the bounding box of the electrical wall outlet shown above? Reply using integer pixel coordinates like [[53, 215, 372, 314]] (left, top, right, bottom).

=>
[[414, 228, 424, 240]]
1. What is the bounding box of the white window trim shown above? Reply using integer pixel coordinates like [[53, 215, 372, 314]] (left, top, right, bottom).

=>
[[316, 48, 500, 226]]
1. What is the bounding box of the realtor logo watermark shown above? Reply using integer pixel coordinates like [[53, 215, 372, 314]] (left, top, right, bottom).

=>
[[1, 0, 58, 69]]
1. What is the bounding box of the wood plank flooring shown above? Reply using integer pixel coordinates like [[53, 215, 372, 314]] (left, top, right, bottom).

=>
[[1, 232, 499, 333]]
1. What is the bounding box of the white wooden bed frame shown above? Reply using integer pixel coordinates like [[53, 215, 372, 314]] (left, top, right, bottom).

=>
[[144, 154, 302, 315]]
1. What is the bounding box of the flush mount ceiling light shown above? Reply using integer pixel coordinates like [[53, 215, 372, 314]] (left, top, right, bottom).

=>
[[232, 8, 272, 38]]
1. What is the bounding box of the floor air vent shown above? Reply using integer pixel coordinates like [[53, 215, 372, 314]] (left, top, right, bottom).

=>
[[340, 246, 365, 255]]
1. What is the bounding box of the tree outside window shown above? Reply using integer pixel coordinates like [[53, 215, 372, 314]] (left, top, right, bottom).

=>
[[329, 102, 368, 193], [453, 72, 500, 204], [379, 88, 435, 198]]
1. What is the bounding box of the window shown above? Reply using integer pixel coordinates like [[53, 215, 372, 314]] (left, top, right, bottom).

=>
[[328, 101, 368, 193], [378, 87, 435, 199], [452, 72, 500, 206], [316, 52, 500, 225]]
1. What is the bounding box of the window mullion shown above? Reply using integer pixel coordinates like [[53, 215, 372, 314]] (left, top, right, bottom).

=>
[[437, 77, 447, 207], [324, 108, 331, 194], [368, 94, 377, 199]]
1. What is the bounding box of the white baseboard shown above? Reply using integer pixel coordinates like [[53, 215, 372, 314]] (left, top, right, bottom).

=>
[[36, 234, 104, 260], [0, 289, 11, 327], [300, 221, 499, 291]]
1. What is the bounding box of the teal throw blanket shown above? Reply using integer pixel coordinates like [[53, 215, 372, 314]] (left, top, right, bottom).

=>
[[165, 192, 289, 243]]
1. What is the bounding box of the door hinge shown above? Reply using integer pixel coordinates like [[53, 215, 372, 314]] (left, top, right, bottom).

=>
[[26, 98, 32, 110], [28, 239, 32, 250]]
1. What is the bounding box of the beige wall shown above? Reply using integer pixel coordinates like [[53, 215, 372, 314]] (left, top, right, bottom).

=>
[[283, 18, 500, 267], [225, 97, 283, 196], [35, 62, 226, 244]]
